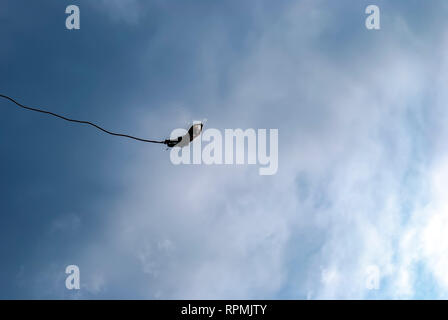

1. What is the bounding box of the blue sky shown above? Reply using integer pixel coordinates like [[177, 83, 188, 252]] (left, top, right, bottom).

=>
[[1, 0, 448, 299]]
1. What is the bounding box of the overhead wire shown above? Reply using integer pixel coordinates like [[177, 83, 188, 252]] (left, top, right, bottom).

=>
[[0, 94, 165, 144]]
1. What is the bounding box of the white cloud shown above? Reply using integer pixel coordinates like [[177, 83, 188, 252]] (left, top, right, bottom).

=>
[[54, 1, 448, 299]]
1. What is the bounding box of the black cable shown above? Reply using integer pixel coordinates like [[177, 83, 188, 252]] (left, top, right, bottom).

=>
[[0, 94, 165, 144]]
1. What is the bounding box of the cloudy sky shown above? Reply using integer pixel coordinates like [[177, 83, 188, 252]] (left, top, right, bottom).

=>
[[1, 0, 448, 299]]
